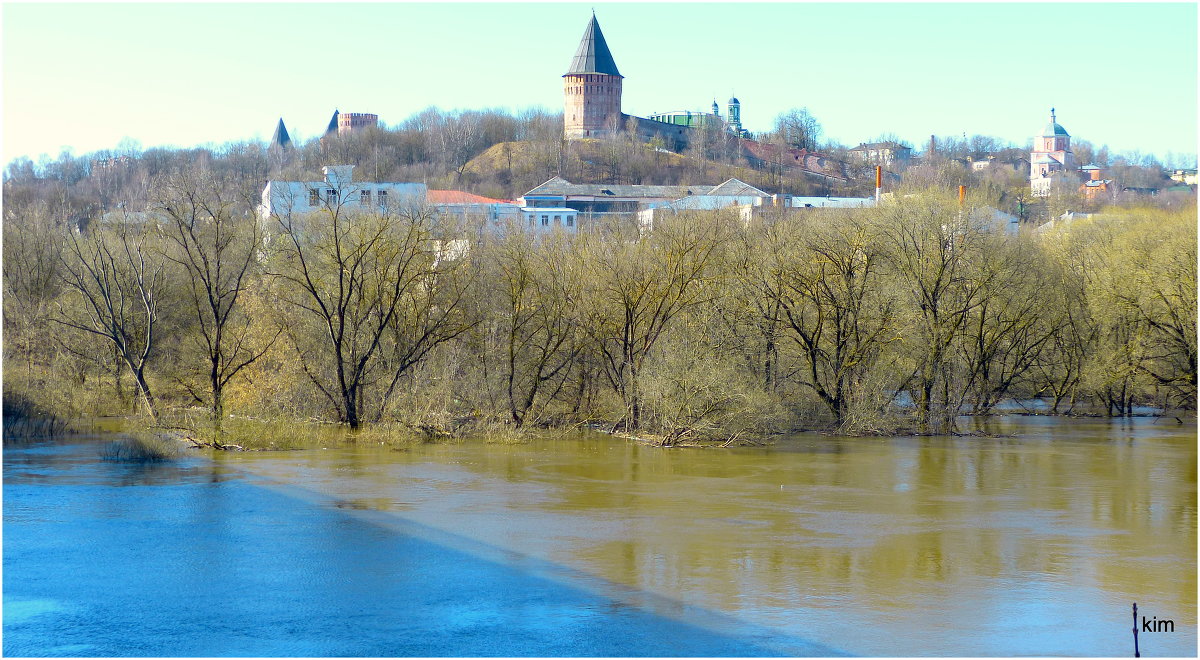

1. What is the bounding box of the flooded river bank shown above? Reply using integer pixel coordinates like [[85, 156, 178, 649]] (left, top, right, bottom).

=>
[[4, 416, 1195, 656]]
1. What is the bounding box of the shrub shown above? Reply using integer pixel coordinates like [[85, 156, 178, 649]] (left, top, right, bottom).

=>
[[100, 432, 181, 462]]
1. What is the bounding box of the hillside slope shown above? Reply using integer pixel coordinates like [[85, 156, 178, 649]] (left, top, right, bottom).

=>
[[457, 139, 867, 200]]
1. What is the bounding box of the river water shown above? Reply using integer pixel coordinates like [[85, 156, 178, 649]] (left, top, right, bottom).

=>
[[4, 416, 1195, 656]]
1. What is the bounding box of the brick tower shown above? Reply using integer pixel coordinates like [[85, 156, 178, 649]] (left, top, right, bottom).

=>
[[563, 13, 623, 140], [338, 112, 379, 135]]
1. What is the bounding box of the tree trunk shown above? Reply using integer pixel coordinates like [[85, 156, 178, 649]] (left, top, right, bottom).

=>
[[129, 364, 156, 422]]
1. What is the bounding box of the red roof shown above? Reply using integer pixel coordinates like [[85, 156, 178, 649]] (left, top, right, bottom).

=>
[[427, 190, 513, 204], [736, 139, 849, 182]]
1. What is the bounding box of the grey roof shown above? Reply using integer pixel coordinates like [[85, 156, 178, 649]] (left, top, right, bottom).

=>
[[655, 195, 762, 211], [850, 141, 912, 151], [523, 176, 709, 199], [706, 178, 768, 197], [566, 15, 622, 77], [325, 110, 339, 137], [271, 118, 291, 148]]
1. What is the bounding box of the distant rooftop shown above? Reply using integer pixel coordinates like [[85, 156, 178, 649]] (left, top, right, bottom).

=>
[[427, 190, 513, 205], [706, 178, 768, 197], [523, 176, 710, 199], [850, 141, 912, 151]]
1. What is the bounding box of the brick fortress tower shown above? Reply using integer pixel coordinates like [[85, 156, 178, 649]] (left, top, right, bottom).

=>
[[563, 13, 623, 139], [338, 112, 378, 135]]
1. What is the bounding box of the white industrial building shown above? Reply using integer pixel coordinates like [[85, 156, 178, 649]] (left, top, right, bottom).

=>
[[258, 165, 426, 220], [259, 165, 578, 236]]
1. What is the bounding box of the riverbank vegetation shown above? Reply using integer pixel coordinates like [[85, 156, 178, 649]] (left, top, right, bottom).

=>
[[3, 111, 1195, 448], [100, 431, 181, 462], [4, 172, 1193, 448]]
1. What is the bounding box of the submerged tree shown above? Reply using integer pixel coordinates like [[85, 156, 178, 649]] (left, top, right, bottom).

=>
[[758, 210, 897, 429]]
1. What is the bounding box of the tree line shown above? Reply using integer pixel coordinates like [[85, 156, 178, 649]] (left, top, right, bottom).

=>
[[5, 166, 1194, 444]]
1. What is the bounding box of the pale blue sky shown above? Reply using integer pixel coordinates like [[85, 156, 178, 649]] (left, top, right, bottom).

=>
[[3, 2, 1197, 166]]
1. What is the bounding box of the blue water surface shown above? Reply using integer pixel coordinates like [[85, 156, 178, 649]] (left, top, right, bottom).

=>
[[3, 439, 841, 657]]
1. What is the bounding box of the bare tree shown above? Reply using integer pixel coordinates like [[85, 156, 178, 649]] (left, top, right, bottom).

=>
[[957, 235, 1061, 414], [155, 172, 276, 428], [491, 232, 581, 427], [56, 214, 163, 420], [759, 211, 897, 428], [772, 108, 822, 152], [3, 199, 63, 382], [578, 213, 723, 431], [881, 194, 993, 433], [268, 195, 473, 429]]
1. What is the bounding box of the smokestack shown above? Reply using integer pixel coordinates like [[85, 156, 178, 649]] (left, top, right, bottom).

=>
[[958, 185, 966, 207], [875, 166, 882, 203]]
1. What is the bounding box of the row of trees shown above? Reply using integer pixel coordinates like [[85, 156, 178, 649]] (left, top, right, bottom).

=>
[[5, 168, 1194, 442], [6, 103, 1188, 241]]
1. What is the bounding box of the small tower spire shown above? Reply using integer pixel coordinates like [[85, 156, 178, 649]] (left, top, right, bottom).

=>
[[1050, 107, 1056, 122], [271, 117, 291, 149], [324, 109, 340, 138]]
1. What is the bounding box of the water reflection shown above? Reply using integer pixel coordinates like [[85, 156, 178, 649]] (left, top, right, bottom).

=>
[[5, 439, 840, 657], [222, 416, 1196, 656]]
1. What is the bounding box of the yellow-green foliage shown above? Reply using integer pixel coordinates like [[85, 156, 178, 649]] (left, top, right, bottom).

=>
[[1047, 204, 1197, 410], [7, 182, 1195, 446]]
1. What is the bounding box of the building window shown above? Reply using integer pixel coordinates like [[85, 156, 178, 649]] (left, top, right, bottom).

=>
[[554, 215, 561, 224], [566, 216, 574, 227], [360, 190, 371, 205], [377, 190, 388, 205], [327, 189, 338, 203], [541, 215, 549, 226], [309, 190, 320, 206]]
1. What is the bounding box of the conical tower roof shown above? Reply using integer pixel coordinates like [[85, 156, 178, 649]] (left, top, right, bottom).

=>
[[565, 14, 621, 77], [324, 109, 339, 137], [271, 118, 291, 149]]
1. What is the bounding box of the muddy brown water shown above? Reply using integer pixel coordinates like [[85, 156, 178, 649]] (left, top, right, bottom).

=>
[[214, 415, 1196, 656], [4, 415, 1194, 656]]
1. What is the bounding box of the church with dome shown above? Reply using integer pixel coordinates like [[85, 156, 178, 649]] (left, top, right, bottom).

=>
[[1029, 109, 1079, 196], [1028, 108, 1112, 198]]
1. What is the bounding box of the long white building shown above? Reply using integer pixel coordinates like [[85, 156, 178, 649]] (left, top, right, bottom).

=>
[[258, 165, 426, 219], [259, 165, 578, 235]]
